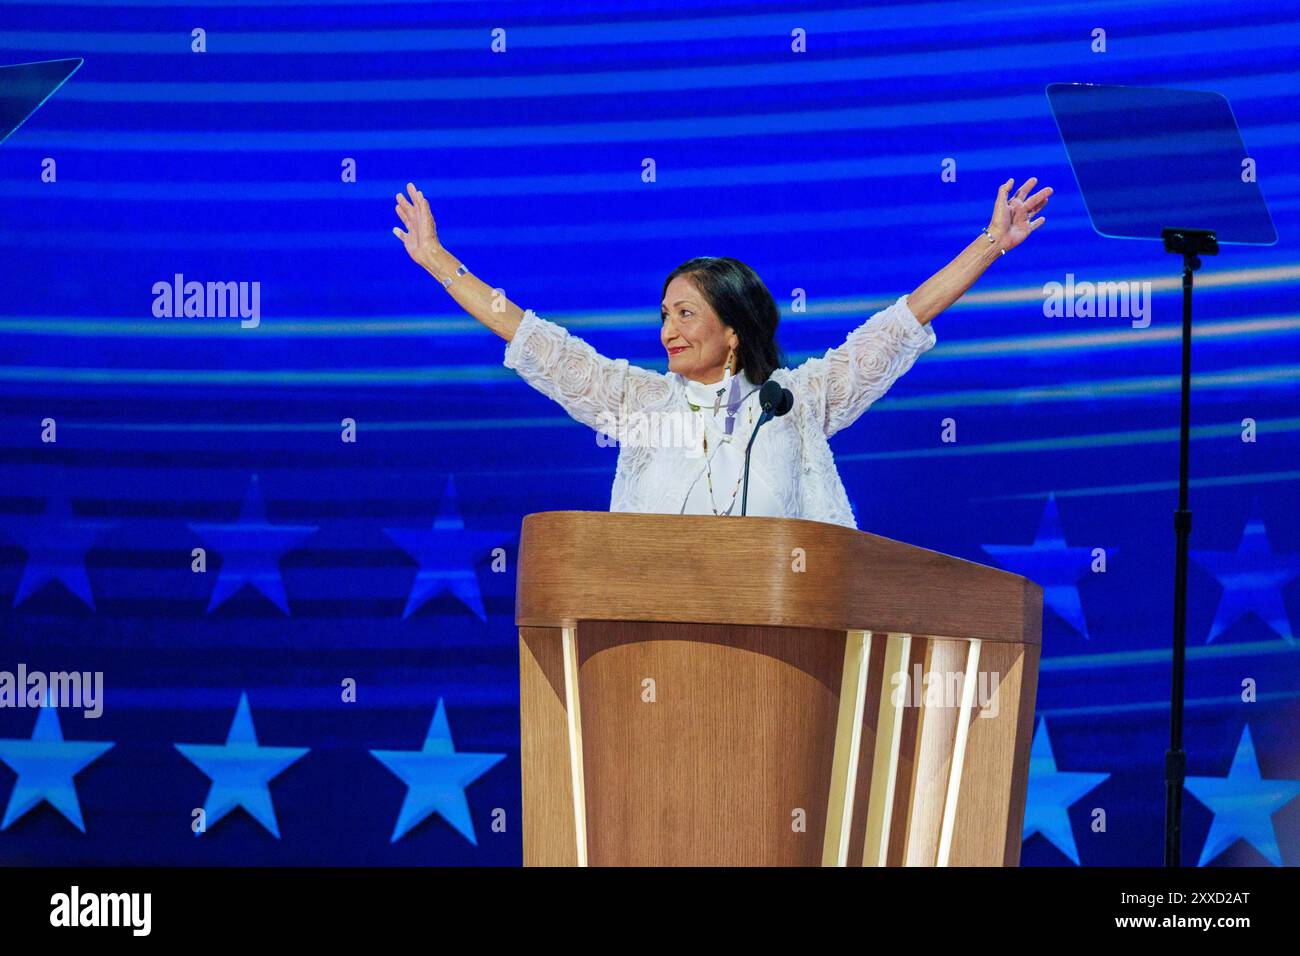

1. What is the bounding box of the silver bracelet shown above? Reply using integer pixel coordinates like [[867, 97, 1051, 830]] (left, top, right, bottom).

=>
[[980, 228, 1007, 256], [440, 263, 469, 288]]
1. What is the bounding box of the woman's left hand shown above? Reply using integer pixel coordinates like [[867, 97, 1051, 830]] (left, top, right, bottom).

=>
[[988, 176, 1052, 251]]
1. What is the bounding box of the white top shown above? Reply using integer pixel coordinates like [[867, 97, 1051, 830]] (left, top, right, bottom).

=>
[[678, 369, 782, 518], [503, 294, 936, 529]]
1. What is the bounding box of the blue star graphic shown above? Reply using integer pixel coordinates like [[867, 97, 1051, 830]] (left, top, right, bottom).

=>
[[1022, 717, 1109, 864], [1185, 725, 1300, 866], [3, 496, 117, 609], [384, 476, 505, 621], [983, 494, 1105, 639], [1191, 505, 1300, 644], [188, 474, 318, 614], [370, 698, 505, 844], [174, 692, 309, 839], [0, 705, 113, 832]]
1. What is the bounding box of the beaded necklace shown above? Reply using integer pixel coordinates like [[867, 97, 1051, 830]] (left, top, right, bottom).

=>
[[686, 378, 757, 517]]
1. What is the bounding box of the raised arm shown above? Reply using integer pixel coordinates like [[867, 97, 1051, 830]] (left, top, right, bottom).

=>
[[501, 309, 673, 435], [392, 183, 670, 435], [791, 175, 1052, 436], [393, 182, 525, 341], [787, 295, 937, 438], [908, 176, 1051, 323]]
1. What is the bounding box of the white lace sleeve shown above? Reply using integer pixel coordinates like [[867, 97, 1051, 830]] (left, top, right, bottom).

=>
[[503, 308, 673, 438], [787, 293, 936, 438]]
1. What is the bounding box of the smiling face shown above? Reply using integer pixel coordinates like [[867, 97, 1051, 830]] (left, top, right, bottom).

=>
[[660, 273, 740, 384]]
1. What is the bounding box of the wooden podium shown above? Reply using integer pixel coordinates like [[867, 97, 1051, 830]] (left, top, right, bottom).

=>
[[515, 511, 1043, 867]]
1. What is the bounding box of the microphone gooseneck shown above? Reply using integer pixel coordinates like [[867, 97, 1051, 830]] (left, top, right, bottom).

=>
[[740, 380, 793, 517]]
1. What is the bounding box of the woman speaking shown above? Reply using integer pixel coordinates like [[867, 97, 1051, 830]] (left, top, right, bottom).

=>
[[392, 178, 1051, 528]]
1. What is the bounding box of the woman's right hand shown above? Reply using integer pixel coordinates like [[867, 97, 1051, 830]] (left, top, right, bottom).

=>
[[393, 182, 440, 267]]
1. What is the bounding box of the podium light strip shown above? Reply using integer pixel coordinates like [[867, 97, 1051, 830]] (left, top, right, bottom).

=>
[[822, 630, 873, 867], [862, 633, 910, 867], [561, 626, 589, 867], [936, 639, 982, 867]]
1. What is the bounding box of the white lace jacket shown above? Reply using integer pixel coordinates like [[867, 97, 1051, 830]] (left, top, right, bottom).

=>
[[502, 294, 937, 529]]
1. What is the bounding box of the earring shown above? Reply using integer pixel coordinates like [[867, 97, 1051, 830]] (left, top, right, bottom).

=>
[[715, 348, 735, 414]]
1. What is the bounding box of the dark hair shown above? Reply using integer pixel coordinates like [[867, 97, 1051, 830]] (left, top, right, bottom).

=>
[[661, 256, 786, 384]]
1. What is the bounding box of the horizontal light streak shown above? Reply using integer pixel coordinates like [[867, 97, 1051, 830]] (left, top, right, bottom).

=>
[[0, 360, 1295, 396], [5, 18, 1290, 68], [14, 110, 1300, 153], [837, 418, 1300, 463], [977, 469, 1300, 502]]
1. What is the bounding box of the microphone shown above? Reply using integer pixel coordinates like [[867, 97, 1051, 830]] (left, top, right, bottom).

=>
[[741, 380, 794, 516]]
